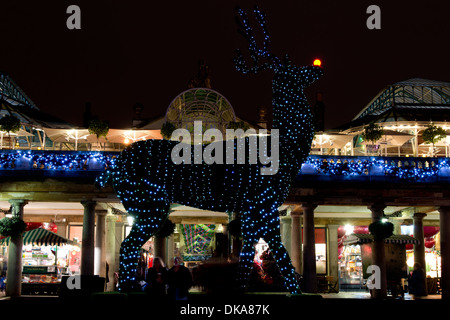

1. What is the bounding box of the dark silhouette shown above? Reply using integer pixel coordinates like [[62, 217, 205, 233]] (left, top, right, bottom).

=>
[[167, 257, 193, 300], [408, 262, 426, 296], [145, 257, 168, 297]]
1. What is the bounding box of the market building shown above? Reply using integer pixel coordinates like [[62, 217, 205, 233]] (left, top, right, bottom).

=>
[[1, 68, 450, 299]]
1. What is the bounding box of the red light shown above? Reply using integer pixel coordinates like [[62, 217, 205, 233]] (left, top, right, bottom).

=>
[[313, 59, 322, 67]]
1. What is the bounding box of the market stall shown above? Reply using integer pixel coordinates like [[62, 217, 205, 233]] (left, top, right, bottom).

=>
[[0, 227, 79, 295], [340, 233, 419, 296]]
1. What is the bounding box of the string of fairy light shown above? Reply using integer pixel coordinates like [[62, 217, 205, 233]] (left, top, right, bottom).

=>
[[0, 151, 117, 170], [0, 151, 448, 182]]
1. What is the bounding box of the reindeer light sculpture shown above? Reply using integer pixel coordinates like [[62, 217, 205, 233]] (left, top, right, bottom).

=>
[[96, 6, 323, 294]]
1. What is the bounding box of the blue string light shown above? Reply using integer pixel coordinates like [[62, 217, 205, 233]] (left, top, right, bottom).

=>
[[96, 5, 323, 294]]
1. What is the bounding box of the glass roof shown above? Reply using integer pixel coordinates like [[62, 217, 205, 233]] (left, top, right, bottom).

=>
[[354, 78, 450, 120], [0, 72, 38, 109], [165, 88, 236, 133]]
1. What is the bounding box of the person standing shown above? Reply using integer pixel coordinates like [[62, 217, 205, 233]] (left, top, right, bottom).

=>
[[167, 257, 193, 300], [145, 257, 168, 297], [408, 262, 426, 297]]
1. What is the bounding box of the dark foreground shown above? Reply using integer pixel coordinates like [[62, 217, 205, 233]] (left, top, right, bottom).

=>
[[1, 292, 446, 319]]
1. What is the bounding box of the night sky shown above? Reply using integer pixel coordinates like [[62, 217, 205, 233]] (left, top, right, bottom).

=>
[[1, 0, 449, 130]]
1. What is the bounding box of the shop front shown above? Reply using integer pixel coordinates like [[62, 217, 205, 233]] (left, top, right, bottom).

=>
[[340, 233, 419, 296], [1, 227, 79, 295]]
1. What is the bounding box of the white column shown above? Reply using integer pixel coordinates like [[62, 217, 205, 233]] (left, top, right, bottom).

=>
[[105, 213, 117, 291], [413, 212, 427, 296], [280, 214, 292, 256], [95, 210, 107, 277], [167, 234, 175, 269], [327, 224, 339, 290]]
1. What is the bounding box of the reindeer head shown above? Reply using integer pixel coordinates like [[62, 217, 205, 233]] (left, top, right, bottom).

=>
[[234, 6, 323, 91]]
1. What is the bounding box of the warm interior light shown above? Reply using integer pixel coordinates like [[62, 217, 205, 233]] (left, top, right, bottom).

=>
[[124, 138, 130, 145], [344, 224, 354, 235], [313, 59, 322, 67]]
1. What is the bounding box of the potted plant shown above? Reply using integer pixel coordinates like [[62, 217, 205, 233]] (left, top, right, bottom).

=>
[[0, 216, 27, 239], [422, 123, 446, 156], [160, 122, 177, 140], [361, 123, 384, 155], [88, 119, 109, 150], [0, 114, 21, 149]]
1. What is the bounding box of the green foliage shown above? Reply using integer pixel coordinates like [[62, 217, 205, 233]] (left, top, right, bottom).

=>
[[154, 218, 175, 238], [369, 220, 394, 240], [88, 119, 109, 139], [422, 124, 446, 146], [226, 121, 250, 131], [0, 114, 21, 134], [0, 217, 27, 239], [160, 122, 176, 140], [361, 123, 384, 144]]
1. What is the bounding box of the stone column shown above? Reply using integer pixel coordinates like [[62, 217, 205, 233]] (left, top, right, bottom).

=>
[[105, 213, 117, 291], [302, 203, 318, 293], [413, 212, 428, 296], [368, 203, 387, 299], [290, 209, 302, 274], [327, 224, 339, 291], [167, 234, 175, 268], [95, 210, 107, 277], [6, 199, 28, 297], [114, 220, 125, 288], [81, 200, 96, 276], [154, 236, 167, 264], [280, 214, 292, 256], [391, 218, 402, 235], [439, 207, 450, 299], [222, 222, 229, 258]]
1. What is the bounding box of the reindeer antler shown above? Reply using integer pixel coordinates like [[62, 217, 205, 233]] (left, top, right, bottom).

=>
[[234, 6, 281, 74]]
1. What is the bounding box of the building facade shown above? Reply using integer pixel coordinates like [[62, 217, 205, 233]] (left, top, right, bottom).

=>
[[1, 72, 449, 298]]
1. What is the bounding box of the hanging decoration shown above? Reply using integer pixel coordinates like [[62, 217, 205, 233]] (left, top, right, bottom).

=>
[[0, 216, 27, 239], [95, 5, 322, 294], [181, 224, 216, 261], [369, 220, 394, 240]]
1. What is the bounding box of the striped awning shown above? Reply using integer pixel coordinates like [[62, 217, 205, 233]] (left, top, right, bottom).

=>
[[344, 233, 419, 245], [0, 228, 75, 246]]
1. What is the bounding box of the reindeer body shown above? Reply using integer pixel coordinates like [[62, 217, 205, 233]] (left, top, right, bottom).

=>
[[97, 6, 322, 294]]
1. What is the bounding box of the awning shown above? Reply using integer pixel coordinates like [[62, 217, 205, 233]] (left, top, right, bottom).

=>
[[0, 228, 75, 246], [343, 233, 419, 245]]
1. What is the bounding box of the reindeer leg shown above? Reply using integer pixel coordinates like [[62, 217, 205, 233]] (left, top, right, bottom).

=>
[[250, 187, 301, 295], [236, 211, 259, 291], [119, 185, 170, 292], [262, 212, 301, 295]]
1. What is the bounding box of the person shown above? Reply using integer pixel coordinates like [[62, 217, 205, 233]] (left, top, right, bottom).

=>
[[167, 257, 193, 300], [408, 262, 426, 297], [145, 257, 168, 297]]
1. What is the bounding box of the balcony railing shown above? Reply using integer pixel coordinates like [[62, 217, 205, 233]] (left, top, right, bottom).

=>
[[0, 150, 449, 183], [299, 155, 450, 183], [0, 150, 119, 178]]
